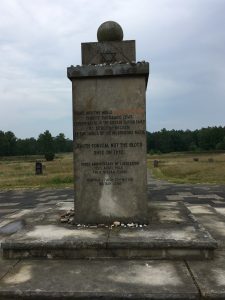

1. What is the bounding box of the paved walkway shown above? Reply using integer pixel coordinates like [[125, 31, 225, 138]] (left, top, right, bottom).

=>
[[1, 174, 225, 217], [0, 175, 225, 299]]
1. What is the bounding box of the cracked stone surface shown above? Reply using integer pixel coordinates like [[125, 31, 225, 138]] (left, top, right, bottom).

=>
[[1, 173, 225, 298], [0, 259, 198, 299]]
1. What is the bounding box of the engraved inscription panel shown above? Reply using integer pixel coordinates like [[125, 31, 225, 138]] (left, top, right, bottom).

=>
[[74, 109, 145, 186], [72, 76, 148, 224]]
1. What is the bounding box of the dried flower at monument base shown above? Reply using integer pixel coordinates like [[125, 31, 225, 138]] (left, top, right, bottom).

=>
[[60, 217, 69, 223], [69, 211, 75, 217], [113, 221, 121, 227], [68, 217, 74, 224], [60, 212, 68, 218], [61, 209, 74, 219]]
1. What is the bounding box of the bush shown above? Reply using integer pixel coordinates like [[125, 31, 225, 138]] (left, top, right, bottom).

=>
[[49, 176, 73, 185], [149, 149, 155, 155], [44, 152, 55, 161]]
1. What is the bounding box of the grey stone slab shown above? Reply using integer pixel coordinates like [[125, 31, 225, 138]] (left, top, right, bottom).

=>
[[56, 201, 73, 210], [215, 207, 225, 216], [148, 201, 193, 224], [68, 62, 149, 83], [1, 218, 217, 260], [10, 195, 24, 199], [191, 214, 225, 245], [0, 209, 19, 214], [0, 256, 18, 280], [186, 204, 216, 215], [29, 206, 53, 214], [0, 219, 14, 229], [212, 200, 225, 205], [108, 224, 217, 250], [71, 74, 149, 225], [7, 209, 32, 219], [184, 198, 213, 205], [188, 251, 225, 299], [22, 212, 46, 225], [0, 203, 19, 207], [1, 198, 217, 260], [82, 40, 136, 65], [166, 195, 184, 201], [197, 194, 224, 200], [0, 220, 25, 235], [0, 259, 199, 299], [150, 201, 180, 207], [35, 200, 58, 206], [2, 225, 108, 250], [178, 192, 194, 197]]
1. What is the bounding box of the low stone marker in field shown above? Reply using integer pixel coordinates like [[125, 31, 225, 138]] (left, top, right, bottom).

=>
[[35, 161, 43, 175], [153, 160, 159, 168], [68, 21, 149, 225]]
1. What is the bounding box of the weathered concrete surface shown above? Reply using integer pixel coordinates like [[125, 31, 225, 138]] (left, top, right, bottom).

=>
[[68, 62, 149, 82], [0, 259, 199, 299], [1, 201, 217, 260], [2, 226, 109, 259], [186, 204, 225, 247], [1, 175, 225, 298], [0, 256, 18, 280], [108, 224, 216, 249], [70, 73, 149, 225], [187, 251, 225, 299], [81, 41, 135, 65], [148, 201, 195, 224]]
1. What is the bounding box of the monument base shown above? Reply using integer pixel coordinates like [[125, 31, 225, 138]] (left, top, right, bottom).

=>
[[2, 201, 217, 260]]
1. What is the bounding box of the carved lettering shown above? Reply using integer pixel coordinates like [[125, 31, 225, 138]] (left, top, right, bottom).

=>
[[75, 109, 145, 186]]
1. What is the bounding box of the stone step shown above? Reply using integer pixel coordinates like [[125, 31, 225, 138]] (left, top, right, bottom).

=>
[[0, 258, 199, 299], [2, 222, 217, 260]]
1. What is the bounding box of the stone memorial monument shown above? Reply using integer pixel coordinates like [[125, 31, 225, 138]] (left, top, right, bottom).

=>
[[68, 21, 149, 225], [0, 22, 217, 266]]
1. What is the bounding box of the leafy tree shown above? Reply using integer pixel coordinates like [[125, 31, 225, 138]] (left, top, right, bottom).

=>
[[54, 133, 67, 153], [16, 138, 38, 155], [0, 131, 17, 156], [216, 137, 225, 150], [1, 126, 225, 157], [37, 130, 54, 154]]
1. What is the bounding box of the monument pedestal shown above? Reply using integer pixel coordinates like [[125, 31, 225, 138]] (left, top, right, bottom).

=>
[[67, 20, 150, 225], [2, 201, 217, 260], [68, 63, 149, 224], [2, 21, 218, 261], [0, 21, 219, 300]]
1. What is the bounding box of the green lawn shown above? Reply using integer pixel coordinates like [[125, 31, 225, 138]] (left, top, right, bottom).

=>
[[0, 153, 73, 189], [147, 152, 225, 184], [0, 152, 224, 189]]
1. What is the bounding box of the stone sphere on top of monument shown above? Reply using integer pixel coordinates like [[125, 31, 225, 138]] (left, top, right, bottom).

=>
[[97, 21, 123, 42]]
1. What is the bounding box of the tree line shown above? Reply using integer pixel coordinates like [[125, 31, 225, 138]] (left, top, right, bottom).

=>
[[147, 126, 225, 153], [0, 130, 73, 156], [1, 126, 225, 156]]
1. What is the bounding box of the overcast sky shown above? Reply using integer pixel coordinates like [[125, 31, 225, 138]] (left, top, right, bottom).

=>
[[0, 0, 225, 139]]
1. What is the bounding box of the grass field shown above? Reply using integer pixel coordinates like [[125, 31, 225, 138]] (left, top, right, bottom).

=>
[[0, 152, 225, 189], [147, 152, 225, 184], [0, 153, 73, 189]]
